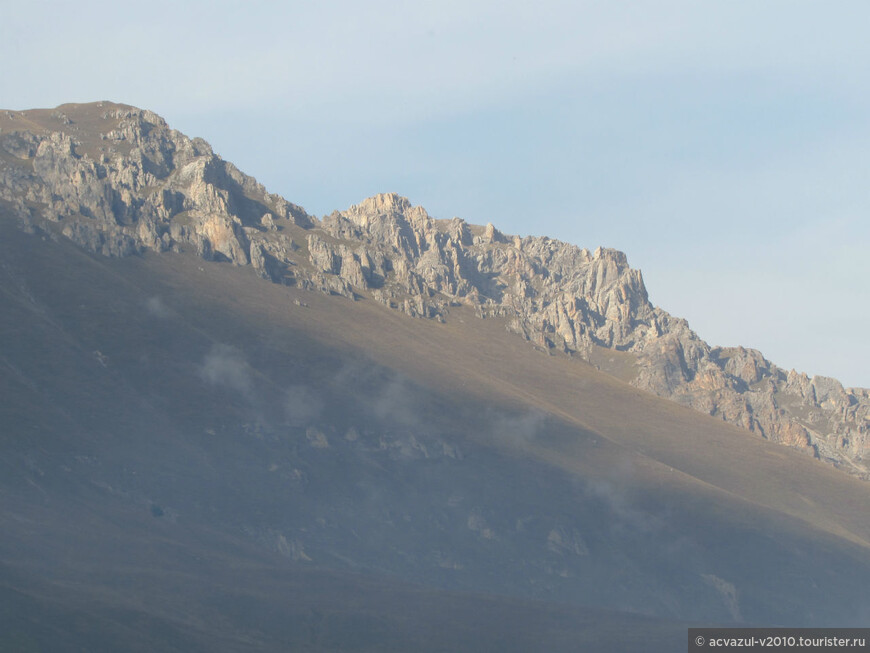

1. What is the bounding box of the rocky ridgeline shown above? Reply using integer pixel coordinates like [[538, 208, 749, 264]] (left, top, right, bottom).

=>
[[0, 103, 312, 264], [321, 195, 868, 476], [1, 103, 867, 478]]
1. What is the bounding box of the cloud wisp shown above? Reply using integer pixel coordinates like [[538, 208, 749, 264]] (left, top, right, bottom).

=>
[[198, 344, 254, 398]]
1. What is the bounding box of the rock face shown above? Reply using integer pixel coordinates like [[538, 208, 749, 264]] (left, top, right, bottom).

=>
[[1, 102, 867, 478], [0, 103, 311, 268]]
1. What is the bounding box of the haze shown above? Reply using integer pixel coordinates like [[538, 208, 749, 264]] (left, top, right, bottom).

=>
[[3, 0, 868, 386]]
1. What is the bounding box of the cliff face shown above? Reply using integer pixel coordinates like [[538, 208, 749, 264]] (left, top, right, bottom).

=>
[[1, 102, 866, 478]]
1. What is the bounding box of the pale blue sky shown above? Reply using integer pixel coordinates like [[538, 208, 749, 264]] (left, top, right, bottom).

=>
[[3, 1, 868, 387]]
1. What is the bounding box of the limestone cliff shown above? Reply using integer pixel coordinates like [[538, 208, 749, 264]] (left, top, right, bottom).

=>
[[1, 102, 866, 478]]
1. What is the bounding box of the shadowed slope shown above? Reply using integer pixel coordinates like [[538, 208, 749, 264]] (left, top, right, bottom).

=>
[[1, 212, 869, 650]]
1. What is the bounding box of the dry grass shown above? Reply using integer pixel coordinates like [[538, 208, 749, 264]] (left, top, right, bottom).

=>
[[2, 214, 869, 650]]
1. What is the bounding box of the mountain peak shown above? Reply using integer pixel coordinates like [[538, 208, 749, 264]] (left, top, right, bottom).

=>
[[355, 191, 412, 214]]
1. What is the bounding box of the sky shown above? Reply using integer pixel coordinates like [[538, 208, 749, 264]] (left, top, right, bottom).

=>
[[3, 1, 868, 387]]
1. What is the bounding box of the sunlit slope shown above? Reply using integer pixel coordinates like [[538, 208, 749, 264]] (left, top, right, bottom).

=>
[[1, 213, 869, 650]]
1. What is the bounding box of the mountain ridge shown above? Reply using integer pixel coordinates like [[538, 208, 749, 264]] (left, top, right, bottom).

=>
[[3, 125, 870, 647], [1, 101, 866, 478]]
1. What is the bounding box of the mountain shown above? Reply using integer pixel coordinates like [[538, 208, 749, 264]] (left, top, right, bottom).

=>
[[2, 102, 866, 480], [1, 102, 869, 651]]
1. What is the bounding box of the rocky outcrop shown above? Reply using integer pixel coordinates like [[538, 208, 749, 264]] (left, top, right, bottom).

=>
[[1, 102, 866, 478], [0, 103, 311, 268], [317, 194, 868, 476]]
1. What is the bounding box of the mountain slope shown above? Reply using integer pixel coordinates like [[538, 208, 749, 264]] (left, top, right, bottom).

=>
[[1, 102, 866, 478], [1, 211, 870, 647], [1, 103, 870, 649]]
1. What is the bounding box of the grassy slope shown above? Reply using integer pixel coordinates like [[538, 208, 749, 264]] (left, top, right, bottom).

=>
[[1, 215, 869, 650], [138, 236, 868, 548]]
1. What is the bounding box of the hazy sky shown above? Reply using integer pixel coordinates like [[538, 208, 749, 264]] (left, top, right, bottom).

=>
[[3, 1, 868, 387]]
